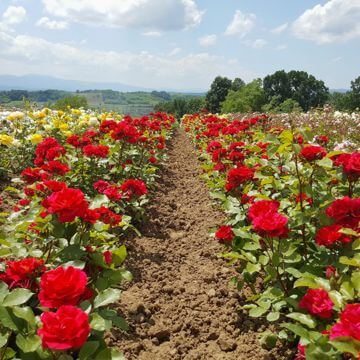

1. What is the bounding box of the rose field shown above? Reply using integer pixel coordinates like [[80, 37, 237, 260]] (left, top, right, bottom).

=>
[[0, 108, 359, 360]]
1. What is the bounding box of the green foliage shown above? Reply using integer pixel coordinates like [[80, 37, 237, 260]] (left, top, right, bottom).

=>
[[205, 76, 233, 113], [53, 95, 89, 110], [221, 79, 267, 113], [263, 70, 329, 111], [154, 97, 205, 118]]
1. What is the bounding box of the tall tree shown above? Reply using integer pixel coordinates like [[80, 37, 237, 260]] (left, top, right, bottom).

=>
[[263, 70, 329, 111], [221, 79, 266, 113], [232, 77, 245, 91], [205, 76, 233, 113]]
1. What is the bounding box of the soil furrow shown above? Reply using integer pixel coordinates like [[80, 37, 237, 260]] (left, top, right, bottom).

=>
[[112, 129, 291, 359]]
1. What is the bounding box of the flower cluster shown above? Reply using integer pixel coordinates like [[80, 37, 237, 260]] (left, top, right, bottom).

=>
[[183, 112, 359, 359], [0, 108, 174, 359]]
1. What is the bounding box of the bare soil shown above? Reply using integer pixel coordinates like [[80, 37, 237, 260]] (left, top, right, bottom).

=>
[[112, 129, 294, 360]]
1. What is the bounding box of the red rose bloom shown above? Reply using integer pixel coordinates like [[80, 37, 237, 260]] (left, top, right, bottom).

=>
[[93, 180, 110, 193], [325, 266, 337, 279], [103, 186, 122, 201], [38, 305, 90, 350], [300, 145, 327, 161], [330, 304, 360, 341], [94, 206, 122, 226], [21, 168, 44, 184], [42, 161, 70, 176], [252, 212, 288, 238], [343, 152, 360, 180], [120, 179, 147, 199], [299, 288, 334, 318], [43, 180, 67, 192], [215, 226, 235, 244], [248, 200, 279, 221], [82, 145, 109, 158], [103, 251, 112, 264], [1, 258, 45, 289], [295, 344, 306, 360], [326, 197, 360, 228], [225, 166, 255, 191], [39, 266, 88, 308], [42, 187, 89, 222], [315, 224, 351, 247]]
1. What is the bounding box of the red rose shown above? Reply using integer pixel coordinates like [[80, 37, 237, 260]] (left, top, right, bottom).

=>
[[21, 168, 44, 184], [82, 145, 109, 158], [148, 156, 157, 164], [93, 180, 110, 193], [225, 166, 255, 191], [38, 305, 90, 350], [295, 343, 306, 360], [120, 179, 147, 199], [215, 226, 234, 244], [248, 200, 279, 221], [300, 145, 327, 161], [252, 212, 289, 238], [326, 197, 360, 228], [316, 135, 329, 144], [39, 266, 88, 308], [1, 258, 45, 289], [325, 266, 337, 279], [315, 224, 351, 247], [43, 180, 67, 192], [42, 187, 89, 222], [103, 186, 122, 201], [330, 303, 360, 341], [94, 206, 122, 226], [103, 251, 112, 264], [299, 288, 334, 318], [343, 152, 360, 180], [66, 135, 81, 148], [111, 121, 141, 143], [18, 199, 31, 207], [42, 161, 70, 176]]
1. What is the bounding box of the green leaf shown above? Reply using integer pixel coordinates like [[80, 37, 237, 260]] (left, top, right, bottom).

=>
[[249, 306, 267, 318], [286, 312, 316, 328], [351, 271, 360, 293], [317, 157, 333, 169], [90, 313, 112, 331], [266, 312, 280, 322], [340, 256, 360, 268], [259, 331, 278, 349], [112, 246, 127, 266], [0, 282, 9, 303], [16, 334, 41, 353], [0, 332, 9, 348], [90, 194, 109, 209], [79, 341, 100, 360], [2, 289, 33, 306], [282, 323, 310, 340], [330, 340, 360, 357], [246, 262, 261, 274], [12, 306, 36, 327], [94, 288, 121, 309], [95, 349, 126, 360], [0, 306, 18, 330]]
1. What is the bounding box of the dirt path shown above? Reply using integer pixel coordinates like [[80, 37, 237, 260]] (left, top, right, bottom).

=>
[[112, 129, 291, 360]]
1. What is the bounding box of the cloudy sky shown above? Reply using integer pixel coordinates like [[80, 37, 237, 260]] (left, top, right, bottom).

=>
[[0, 0, 359, 91]]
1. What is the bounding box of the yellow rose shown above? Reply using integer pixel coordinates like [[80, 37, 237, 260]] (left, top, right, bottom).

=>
[[59, 123, 69, 131], [29, 134, 43, 144], [0, 134, 14, 146]]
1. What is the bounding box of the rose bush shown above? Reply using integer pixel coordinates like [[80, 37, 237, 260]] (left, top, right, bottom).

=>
[[0, 108, 174, 359], [183, 112, 359, 359]]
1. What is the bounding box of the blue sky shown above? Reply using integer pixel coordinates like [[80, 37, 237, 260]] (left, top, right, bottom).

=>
[[0, 0, 359, 91]]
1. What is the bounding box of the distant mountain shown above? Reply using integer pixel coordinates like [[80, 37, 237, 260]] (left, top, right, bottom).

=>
[[0, 74, 153, 92]]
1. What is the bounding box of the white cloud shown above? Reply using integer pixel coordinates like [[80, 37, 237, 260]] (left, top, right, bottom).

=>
[[293, 0, 360, 44], [0, 5, 26, 31], [2, 5, 26, 25], [250, 38, 266, 49], [198, 34, 217, 47], [332, 56, 342, 62], [41, 0, 204, 31], [36, 16, 68, 30], [271, 23, 288, 34], [0, 32, 254, 90], [142, 31, 162, 37], [225, 10, 256, 37], [168, 47, 181, 56]]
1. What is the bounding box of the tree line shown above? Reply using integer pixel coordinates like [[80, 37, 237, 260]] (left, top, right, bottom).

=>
[[156, 71, 360, 117]]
